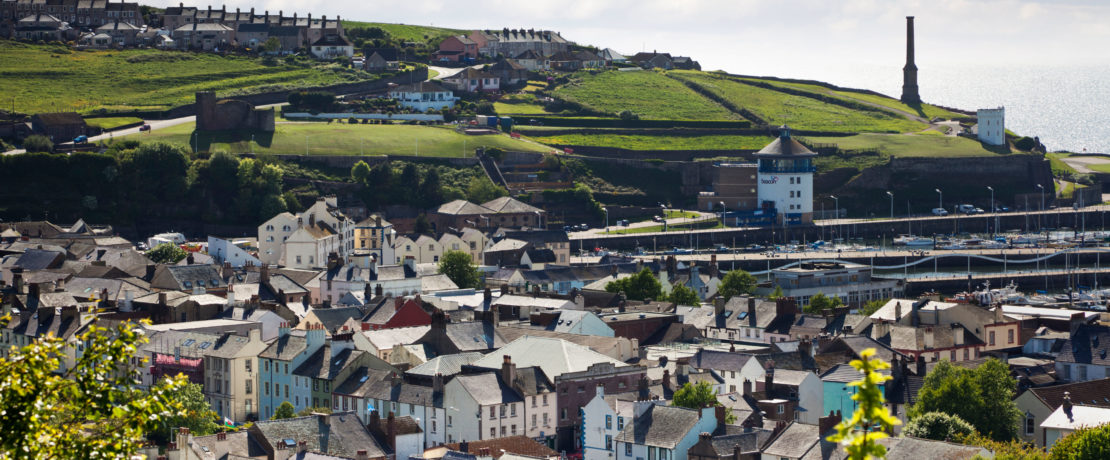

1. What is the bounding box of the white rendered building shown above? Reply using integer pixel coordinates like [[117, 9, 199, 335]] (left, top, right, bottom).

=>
[[977, 107, 1005, 146], [756, 126, 815, 224]]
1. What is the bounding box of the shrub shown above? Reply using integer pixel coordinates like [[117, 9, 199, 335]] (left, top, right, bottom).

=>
[[22, 134, 53, 153], [1014, 136, 1036, 151], [903, 412, 976, 441]]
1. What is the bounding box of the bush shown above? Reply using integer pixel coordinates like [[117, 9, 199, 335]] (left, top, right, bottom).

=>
[[1014, 136, 1037, 151], [22, 134, 53, 153], [1049, 423, 1110, 460], [903, 411, 976, 441], [476, 102, 496, 116]]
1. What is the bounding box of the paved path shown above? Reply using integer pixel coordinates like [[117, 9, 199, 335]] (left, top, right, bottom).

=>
[[1060, 155, 1110, 174], [570, 210, 716, 236]]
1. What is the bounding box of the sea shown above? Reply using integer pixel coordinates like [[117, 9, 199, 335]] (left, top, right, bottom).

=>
[[752, 62, 1110, 154]]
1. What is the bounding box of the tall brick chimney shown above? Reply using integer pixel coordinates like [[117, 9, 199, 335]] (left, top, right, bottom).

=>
[[900, 16, 920, 104]]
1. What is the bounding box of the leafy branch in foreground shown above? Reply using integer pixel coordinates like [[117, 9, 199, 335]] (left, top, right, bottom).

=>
[[826, 348, 901, 460], [0, 316, 189, 458]]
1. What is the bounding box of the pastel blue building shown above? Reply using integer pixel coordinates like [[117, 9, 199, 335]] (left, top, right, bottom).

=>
[[258, 323, 325, 419]]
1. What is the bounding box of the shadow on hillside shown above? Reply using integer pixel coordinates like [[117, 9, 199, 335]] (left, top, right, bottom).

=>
[[190, 129, 274, 153], [904, 101, 928, 119]]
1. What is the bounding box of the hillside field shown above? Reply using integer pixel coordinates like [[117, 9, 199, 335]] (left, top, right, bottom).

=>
[[341, 21, 465, 43], [122, 121, 554, 156], [552, 70, 740, 120], [0, 41, 375, 114]]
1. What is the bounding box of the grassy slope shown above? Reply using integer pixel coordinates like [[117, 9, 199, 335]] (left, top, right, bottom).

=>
[[123, 121, 553, 156], [341, 21, 465, 42], [805, 133, 1012, 157], [670, 71, 925, 133], [0, 41, 371, 113], [727, 76, 961, 120], [552, 70, 739, 120], [85, 116, 143, 130], [531, 133, 773, 150]]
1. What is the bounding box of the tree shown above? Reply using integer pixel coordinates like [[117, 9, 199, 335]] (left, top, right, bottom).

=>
[[22, 134, 53, 153], [768, 285, 784, 300], [962, 433, 1047, 460], [297, 406, 333, 417], [466, 176, 507, 203], [859, 299, 887, 316], [805, 292, 844, 314], [150, 380, 220, 443], [414, 214, 432, 235], [717, 269, 757, 300], [605, 267, 662, 301], [672, 382, 735, 424], [826, 348, 901, 460], [476, 102, 496, 115], [260, 36, 281, 53], [0, 318, 187, 458], [910, 359, 1021, 441], [352, 160, 372, 183], [668, 284, 700, 306], [147, 242, 187, 264], [272, 401, 297, 420], [902, 412, 975, 442], [1049, 423, 1110, 460], [439, 250, 481, 289]]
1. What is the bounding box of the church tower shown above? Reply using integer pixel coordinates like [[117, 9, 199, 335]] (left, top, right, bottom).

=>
[[900, 16, 921, 104]]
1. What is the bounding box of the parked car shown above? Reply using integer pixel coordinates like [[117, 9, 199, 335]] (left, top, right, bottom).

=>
[[932, 208, 949, 216], [578, 223, 589, 231], [714, 245, 730, 253], [973, 207, 985, 214], [139, 124, 152, 132], [958, 204, 976, 214], [993, 205, 1011, 212], [73, 135, 87, 144], [652, 215, 664, 223]]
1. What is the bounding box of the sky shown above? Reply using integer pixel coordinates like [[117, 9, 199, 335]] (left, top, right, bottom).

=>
[[148, 0, 1110, 79]]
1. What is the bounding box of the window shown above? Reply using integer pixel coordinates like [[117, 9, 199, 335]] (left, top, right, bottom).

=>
[[1025, 415, 1035, 435], [542, 394, 548, 406], [1008, 329, 1015, 344], [606, 414, 612, 429], [284, 385, 289, 398], [448, 416, 452, 427], [989, 331, 996, 346], [532, 414, 537, 426], [617, 416, 624, 430], [625, 444, 632, 456], [511, 424, 517, 435], [500, 405, 506, 418], [246, 360, 252, 373], [284, 364, 288, 374], [562, 408, 568, 420], [296, 255, 302, 264], [606, 435, 613, 451], [246, 380, 252, 394], [490, 407, 496, 419], [501, 426, 506, 436], [265, 382, 270, 395], [777, 404, 784, 414], [1079, 365, 1088, 381], [510, 404, 516, 416]]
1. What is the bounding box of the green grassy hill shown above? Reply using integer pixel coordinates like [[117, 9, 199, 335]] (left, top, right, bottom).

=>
[[551, 70, 741, 120], [341, 21, 465, 43], [123, 121, 553, 156], [0, 41, 375, 114]]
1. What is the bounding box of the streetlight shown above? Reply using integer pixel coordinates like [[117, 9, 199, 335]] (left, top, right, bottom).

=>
[[935, 188, 942, 210], [986, 186, 994, 213], [603, 207, 609, 233], [830, 195, 839, 240], [886, 191, 894, 221], [719, 201, 727, 227], [1036, 184, 1045, 231], [193, 131, 198, 154]]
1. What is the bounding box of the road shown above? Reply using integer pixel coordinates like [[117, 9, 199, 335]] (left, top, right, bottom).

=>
[[569, 210, 715, 236], [427, 65, 482, 81]]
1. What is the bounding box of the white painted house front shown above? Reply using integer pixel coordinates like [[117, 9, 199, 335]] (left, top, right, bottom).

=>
[[756, 126, 815, 225], [389, 81, 458, 112]]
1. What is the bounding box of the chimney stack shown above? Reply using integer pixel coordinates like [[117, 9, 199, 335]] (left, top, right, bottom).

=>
[[502, 355, 517, 385], [819, 410, 842, 434]]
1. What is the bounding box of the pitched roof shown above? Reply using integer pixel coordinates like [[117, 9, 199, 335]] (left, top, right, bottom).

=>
[[762, 422, 820, 458], [407, 351, 484, 377], [442, 435, 558, 459], [756, 130, 817, 157], [454, 372, 522, 405], [294, 347, 366, 380], [1058, 325, 1110, 365], [483, 196, 543, 214], [260, 333, 309, 361], [691, 349, 755, 371], [1041, 404, 1110, 431], [393, 81, 451, 94], [470, 336, 626, 380], [252, 412, 387, 458], [1028, 378, 1110, 409], [614, 405, 703, 448], [437, 200, 493, 216]]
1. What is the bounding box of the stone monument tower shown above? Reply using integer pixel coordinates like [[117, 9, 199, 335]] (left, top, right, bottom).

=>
[[900, 16, 920, 104]]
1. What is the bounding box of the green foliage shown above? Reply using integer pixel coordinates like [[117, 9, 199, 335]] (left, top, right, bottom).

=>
[[531, 132, 773, 151], [805, 292, 844, 314], [902, 412, 976, 442], [859, 299, 887, 316], [476, 102, 496, 116], [272, 401, 296, 420], [0, 318, 188, 458], [287, 91, 336, 112], [673, 381, 717, 408], [438, 250, 481, 289], [466, 176, 507, 203], [150, 380, 220, 443], [147, 242, 187, 264], [235, 157, 287, 223], [605, 267, 663, 301], [1013, 137, 1037, 151], [22, 134, 53, 153], [717, 269, 757, 300], [910, 359, 1021, 441], [768, 285, 785, 300], [260, 36, 281, 53], [414, 214, 432, 235], [963, 433, 1047, 460], [1047, 424, 1110, 459], [668, 283, 701, 306], [826, 348, 901, 460]]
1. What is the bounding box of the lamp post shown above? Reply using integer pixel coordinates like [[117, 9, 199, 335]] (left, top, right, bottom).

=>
[[719, 201, 727, 228], [987, 186, 994, 235], [603, 207, 609, 233], [935, 188, 942, 210], [193, 131, 198, 154], [886, 191, 894, 221], [1036, 184, 1045, 231], [830, 195, 839, 240]]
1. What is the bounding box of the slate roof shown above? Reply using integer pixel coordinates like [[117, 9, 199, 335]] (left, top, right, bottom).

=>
[[756, 130, 816, 157], [820, 363, 891, 384], [469, 336, 626, 378], [614, 405, 702, 449], [437, 200, 493, 216], [407, 352, 484, 377], [1058, 325, 1110, 365], [753, 350, 818, 372], [260, 334, 309, 361], [1028, 378, 1110, 408], [14, 248, 64, 270], [365, 379, 441, 407], [482, 197, 543, 214], [762, 422, 820, 458], [333, 367, 394, 398], [309, 306, 366, 331], [442, 435, 558, 459], [163, 265, 223, 290], [524, 248, 557, 264], [454, 372, 522, 405], [312, 34, 351, 47], [691, 349, 755, 371], [294, 347, 366, 381], [252, 412, 387, 459], [362, 325, 431, 351], [438, 321, 506, 352], [187, 430, 265, 459], [421, 274, 459, 293]]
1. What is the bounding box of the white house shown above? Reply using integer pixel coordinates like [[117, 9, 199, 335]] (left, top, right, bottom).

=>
[[395, 234, 444, 265], [772, 369, 824, 425], [207, 236, 260, 268], [977, 107, 1005, 146], [689, 349, 767, 395], [582, 385, 659, 460], [310, 34, 354, 59], [1041, 397, 1110, 448], [614, 405, 717, 460], [258, 196, 354, 267], [443, 372, 526, 443], [388, 81, 458, 112]]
